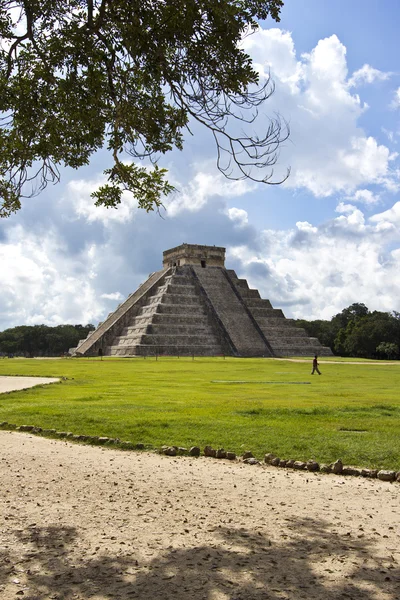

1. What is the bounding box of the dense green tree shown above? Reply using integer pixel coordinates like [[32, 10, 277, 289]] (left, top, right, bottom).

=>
[[0, 324, 95, 356], [376, 342, 399, 360], [295, 304, 400, 359], [0, 0, 287, 217]]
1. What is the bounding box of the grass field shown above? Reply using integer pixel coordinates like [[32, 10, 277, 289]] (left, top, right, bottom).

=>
[[0, 356, 399, 470]]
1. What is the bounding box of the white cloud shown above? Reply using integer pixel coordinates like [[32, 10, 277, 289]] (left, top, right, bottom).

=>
[[241, 30, 395, 197], [392, 87, 400, 109], [344, 189, 380, 205], [165, 170, 256, 216], [67, 177, 138, 224], [0, 226, 105, 329], [230, 201, 400, 320], [100, 292, 124, 301], [369, 201, 400, 228], [227, 207, 249, 227], [1, 26, 400, 333], [348, 64, 392, 87]]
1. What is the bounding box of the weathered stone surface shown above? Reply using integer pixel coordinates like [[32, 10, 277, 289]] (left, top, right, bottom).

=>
[[271, 457, 280, 467], [342, 466, 361, 476], [377, 470, 396, 482], [320, 464, 331, 473], [18, 425, 34, 432], [204, 446, 216, 458], [242, 451, 254, 460], [331, 459, 343, 474], [56, 432, 68, 438], [264, 453, 276, 464], [361, 469, 378, 478], [243, 457, 260, 465], [31, 427, 42, 434], [0, 422, 8, 427], [216, 448, 227, 459], [307, 461, 320, 472], [42, 429, 56, 434], [226, 451, 236, 460], [135, 443, 145, 449], [177, 447, 188, 454], [73, 244, 332, 359], [285, 459, 295, 468], [189, 446, 201, 456], [163, 446, 177, 456], [279, 459, 287, 467], [120, 441, 134, 449], [98, 437, 109, 444], [293, 461, 307, 470]]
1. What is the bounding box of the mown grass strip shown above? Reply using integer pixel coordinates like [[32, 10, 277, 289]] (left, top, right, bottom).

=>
[[0, 357, 399, 469]]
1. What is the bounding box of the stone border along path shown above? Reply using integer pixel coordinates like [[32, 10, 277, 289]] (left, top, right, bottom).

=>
[[0, 375, 60, 394], [0, 422, 399, 485]]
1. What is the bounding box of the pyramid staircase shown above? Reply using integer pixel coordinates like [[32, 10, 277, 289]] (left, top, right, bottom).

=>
[[107, 268, 225, 356]]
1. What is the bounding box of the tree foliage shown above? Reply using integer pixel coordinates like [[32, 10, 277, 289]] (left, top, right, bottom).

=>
[[0, 0, 287, 217], [0, 323, 95, 356], [295, 303, 400, 359]]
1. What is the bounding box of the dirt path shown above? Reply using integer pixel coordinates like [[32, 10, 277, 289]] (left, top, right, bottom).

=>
[[0, 376, 59, 394], [0, 431, 399, 599]]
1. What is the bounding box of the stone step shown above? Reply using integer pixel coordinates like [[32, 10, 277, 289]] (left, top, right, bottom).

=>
[[272, 346, 332, 357], [235, 287, 260, 299], [113, 332, 219, 347], [248, 307, 284, 318], [123, 321, 211, 336], [150, 313, 210, 326], [232, 278, 250, 289], [155, 303, 208, 315], [160, 294, 203, 306], [243, 298, 272, 309], [267, 337, 322, 346], [261, 327, 308, 338], [140, 333, 219, 345], [147, 324, 212, 335], [108, 344, 223, 357], [165, 283, 197, 294], [255, 317, 295, 328]]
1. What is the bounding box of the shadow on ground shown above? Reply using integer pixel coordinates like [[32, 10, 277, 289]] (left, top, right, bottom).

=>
[[1, 518, 399, 599]]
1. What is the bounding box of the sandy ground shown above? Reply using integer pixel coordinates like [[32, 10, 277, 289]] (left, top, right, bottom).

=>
[[0, 376, 59, 394], [0, 432, 399, 600]]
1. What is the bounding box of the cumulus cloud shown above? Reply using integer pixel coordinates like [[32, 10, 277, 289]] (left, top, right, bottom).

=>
[[67, 177, 138, 224], [242, 30, 396, 197], [230, 201, 400, 320], [165, 170, 256, 216], [344, 189, 380, 205], [0, 226, 105, 329], [100, 292, 124, 301], [348, 64, 392, 87], [1, 27, 400, 332]]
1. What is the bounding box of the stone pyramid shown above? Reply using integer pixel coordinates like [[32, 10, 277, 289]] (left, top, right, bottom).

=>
[[73, 244, 332, 357]]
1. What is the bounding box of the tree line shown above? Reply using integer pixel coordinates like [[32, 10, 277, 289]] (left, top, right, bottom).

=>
[[295, 303, 400, 359], [0, 324, 95, 357]]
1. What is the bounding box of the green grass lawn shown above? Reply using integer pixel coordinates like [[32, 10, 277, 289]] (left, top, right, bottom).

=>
[[0, 356, 399, 470]]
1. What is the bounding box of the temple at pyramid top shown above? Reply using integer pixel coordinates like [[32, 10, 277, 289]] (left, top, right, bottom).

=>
[[72, 243, 332, 358], [163, 243, 225, 268]]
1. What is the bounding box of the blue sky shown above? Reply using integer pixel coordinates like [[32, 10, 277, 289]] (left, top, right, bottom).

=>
[[1, 0, 400, 329]]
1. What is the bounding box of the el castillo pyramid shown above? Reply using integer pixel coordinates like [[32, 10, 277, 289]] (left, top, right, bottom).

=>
[[73, 244, 332, 357]]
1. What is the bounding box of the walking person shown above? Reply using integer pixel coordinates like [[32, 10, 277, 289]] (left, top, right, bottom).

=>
[[311, 354, 321, 375]]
